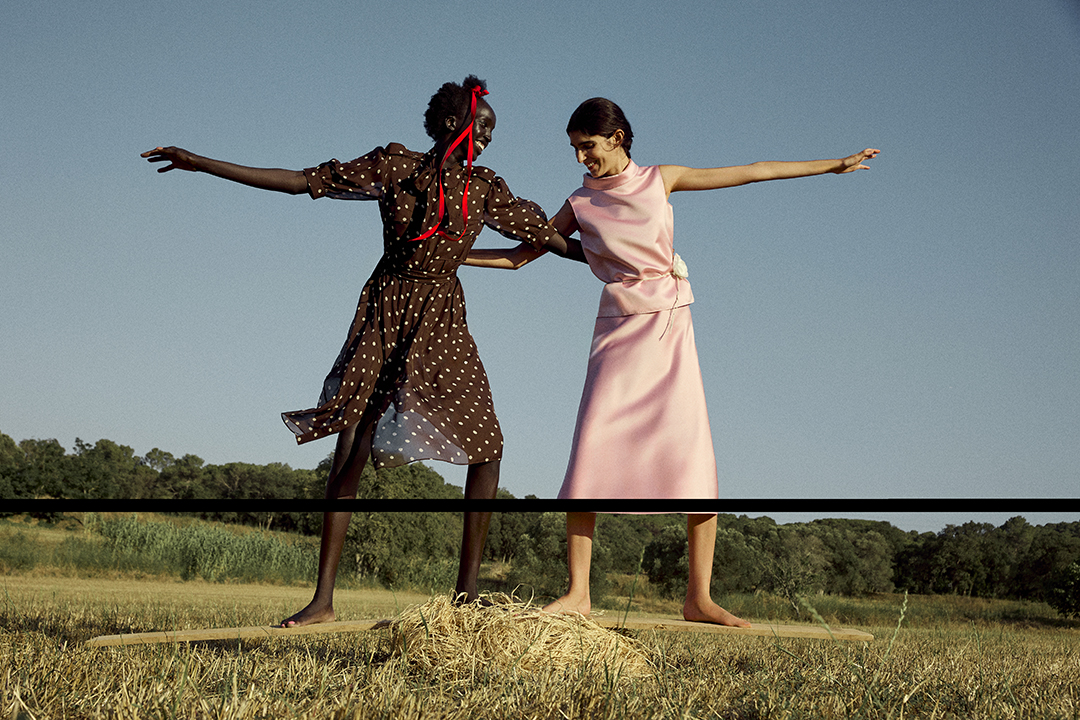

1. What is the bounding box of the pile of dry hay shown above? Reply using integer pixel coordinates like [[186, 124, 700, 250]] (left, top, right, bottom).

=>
[[388, 593, 653, 678]]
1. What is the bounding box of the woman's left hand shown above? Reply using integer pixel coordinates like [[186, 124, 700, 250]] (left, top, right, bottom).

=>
[[835, 148, 881, 173]]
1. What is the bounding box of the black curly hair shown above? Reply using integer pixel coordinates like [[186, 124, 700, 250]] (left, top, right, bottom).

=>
[[424, 75, 488, 141]]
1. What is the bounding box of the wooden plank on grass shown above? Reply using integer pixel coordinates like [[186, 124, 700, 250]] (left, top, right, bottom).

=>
[[593, 617, 874, 641], [86, 615, 872, 647], [85, 619, 392, 647]]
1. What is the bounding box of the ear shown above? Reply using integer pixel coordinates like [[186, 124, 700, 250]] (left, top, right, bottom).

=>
[[444, 115, 458, 133], [607, 129, 625, 149]]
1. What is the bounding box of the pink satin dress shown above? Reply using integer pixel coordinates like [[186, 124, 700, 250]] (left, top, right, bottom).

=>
[[557, 160, 719, 499]]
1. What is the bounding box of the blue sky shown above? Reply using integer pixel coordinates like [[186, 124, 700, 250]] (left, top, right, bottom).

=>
[[2, 0, 1077, 533]]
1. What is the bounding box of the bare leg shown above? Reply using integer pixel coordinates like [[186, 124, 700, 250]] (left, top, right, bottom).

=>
[[455, 459, 499, 602], [682, 514, 751, 627], [280, 421, 372, 627], [542, 512, 596, 616]]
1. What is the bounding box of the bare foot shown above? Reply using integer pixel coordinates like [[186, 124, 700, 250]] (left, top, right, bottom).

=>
[[542, 593, 591, 617], [279, 600, 335, 628], [683, 597, 751, 627]]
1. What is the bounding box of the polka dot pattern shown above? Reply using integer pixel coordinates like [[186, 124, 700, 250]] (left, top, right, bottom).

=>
[[282, 144, 558, 468]]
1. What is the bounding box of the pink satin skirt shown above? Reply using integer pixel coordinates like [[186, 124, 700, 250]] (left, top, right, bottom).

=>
[[558, 305, 719, 499]]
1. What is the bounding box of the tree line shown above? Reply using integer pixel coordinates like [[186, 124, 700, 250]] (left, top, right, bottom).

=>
[[1, 433, 321, 503], [2, 431, 1078, 616]]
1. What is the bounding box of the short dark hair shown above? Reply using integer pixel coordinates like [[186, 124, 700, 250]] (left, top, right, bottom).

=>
[[566, 97, 633, 158], [424, 75, 488, 141]]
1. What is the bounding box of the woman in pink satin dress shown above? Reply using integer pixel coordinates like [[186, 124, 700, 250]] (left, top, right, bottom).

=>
[[467, 97, 878, 624]]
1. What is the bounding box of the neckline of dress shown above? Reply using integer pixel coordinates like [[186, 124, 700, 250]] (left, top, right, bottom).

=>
[[413, 148, 467, 188], [582, 159, 640, 190]]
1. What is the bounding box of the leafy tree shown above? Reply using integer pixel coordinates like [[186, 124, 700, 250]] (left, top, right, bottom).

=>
[[201, 461, 313, 501], [642, 523, 690, 599], [15, 438, 69, 498], [759, 526, 829, 615], [968, 515, 1035, 598], [141, 448, 176, 472], [600, 514, 681, 574], [153, 453, 207, 499], [926, 522, 995, 596], [1014, 523, 1080, 601], [893, 531, 935, 594], [1047, 562, 1080, 619], [711, 525, 766, 595], [807, 520, 896, 596], [68, 438, 158, 498], [485, 500, 542, 562], [344, 511, 460, 587], [851, 530, 895, 594], [0, 432, 21, 497], [192, 461, 322, 531]]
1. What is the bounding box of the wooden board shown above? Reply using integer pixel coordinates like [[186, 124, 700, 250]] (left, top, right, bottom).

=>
[[593, 617, 873, 642], [84, 619, 392, 647], [86, 616, 871, 647]]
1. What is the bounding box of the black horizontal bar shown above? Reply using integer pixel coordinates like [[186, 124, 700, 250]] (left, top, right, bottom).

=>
[[3, 498, 1076, 514]]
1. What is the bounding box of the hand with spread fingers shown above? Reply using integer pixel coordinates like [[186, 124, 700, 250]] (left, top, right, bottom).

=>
[[835, 148, 881, 173], [141, 146, 199, 173]]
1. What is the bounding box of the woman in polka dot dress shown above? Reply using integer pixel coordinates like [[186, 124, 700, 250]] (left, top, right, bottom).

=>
[[142, 76, 582, 626]]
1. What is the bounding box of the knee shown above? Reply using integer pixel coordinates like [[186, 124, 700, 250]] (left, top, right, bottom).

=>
[[473, 459, 500, 480], [464, 459, 500, 499]]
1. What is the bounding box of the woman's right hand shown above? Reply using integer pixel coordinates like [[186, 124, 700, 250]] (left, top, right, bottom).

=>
[[141, 146, 199, 173]]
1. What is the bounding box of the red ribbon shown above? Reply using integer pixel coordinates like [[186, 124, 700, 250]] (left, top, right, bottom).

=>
[[412, 86, 490, 243]]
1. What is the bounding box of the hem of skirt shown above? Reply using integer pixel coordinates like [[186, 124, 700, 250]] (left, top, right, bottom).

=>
[[283, 414, 502, 467], [550, 496, 721, 514], [371, 450, 501, 470]]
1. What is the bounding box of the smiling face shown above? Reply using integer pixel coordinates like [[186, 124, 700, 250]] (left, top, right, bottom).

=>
[[443, 99, 496, 164], [568, 129, 629, 178]]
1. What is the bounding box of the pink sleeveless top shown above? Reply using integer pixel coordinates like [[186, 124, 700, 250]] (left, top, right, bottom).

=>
[[568, 160, 693, 317]]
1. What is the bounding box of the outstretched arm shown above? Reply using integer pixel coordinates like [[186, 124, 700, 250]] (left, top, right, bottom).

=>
[[465, 201, 587, 269], [465, 243, 549, 270], [141, 146, 308, 195], [661, 148, 880, 195]]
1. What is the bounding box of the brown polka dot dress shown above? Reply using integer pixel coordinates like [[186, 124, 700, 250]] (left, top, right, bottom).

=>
[[281, 143, 558, 469]]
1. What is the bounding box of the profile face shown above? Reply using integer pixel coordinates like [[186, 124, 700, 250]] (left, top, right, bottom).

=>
[[568, 129, 627, 178], [471, 100, 495, 158]]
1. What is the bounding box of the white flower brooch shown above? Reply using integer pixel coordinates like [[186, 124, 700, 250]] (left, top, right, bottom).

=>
[[672, 252, 688, 279], [660, 253, 689, 340]]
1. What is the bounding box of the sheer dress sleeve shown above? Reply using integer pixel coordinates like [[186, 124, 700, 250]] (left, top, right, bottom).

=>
[[305, 147, 387, 201], [482, 176, 560, 250]]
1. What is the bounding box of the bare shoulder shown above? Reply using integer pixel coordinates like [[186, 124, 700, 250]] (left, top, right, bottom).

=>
[[658, 165, 692, 195]]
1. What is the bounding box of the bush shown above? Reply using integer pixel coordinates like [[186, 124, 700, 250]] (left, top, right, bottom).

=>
[[642, 524, 689, 599], [1047, 562, 1080, 619], [0, 531, 38, 571], [342, 512, 460, 588], [93, 514, 316, 584]]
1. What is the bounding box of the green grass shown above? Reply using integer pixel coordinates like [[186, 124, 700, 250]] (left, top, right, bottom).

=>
[[1, 513, 319, 585]]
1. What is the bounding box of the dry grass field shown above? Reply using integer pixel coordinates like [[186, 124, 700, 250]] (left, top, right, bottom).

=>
[[3, 571, 1079, 719]]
